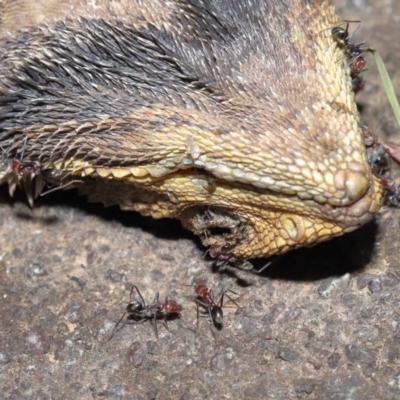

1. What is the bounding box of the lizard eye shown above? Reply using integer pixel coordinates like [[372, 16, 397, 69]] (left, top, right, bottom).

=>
[[281, 215, 305, 242]]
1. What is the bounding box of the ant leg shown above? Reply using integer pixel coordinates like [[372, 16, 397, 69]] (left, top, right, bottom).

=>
[[222, 290, 241, 309], [150, 291, 160, 306], [128, 317, 148, 325], [132, 284, 146, 306], [207, 307, 216, 326], [196, 302, 200, 331], [203, 248, 211, 259], [106, 310, 127, 342], [195, 298, 209, 311], [194, 298, 209, 327], [153, 316, 159, 340], [344, 22, 349, 38], [257, 254, 283, 274], [40, 180, 83, 196], [218, 291, 224, 308], [257, 260, 273, 274], [349, 21, 362, 39], [163, 314, 170, 332]]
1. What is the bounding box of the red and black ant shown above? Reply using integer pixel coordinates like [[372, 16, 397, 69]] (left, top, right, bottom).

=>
[[374, 172, 400, 207], [331, 23, 367, 93], [11, 159, 63, 182], [108, 285, 182, 340], [366, 142, 400, 206], [385, 178, 400, 207], [193, 279, 240, 329], [11, 159, 41, 176], [10, 158, 80, 203], [205, 244, 253, 271], [206, 244, 279, 274], [10, 159, 44, 206], [331, 23, 366, 60]]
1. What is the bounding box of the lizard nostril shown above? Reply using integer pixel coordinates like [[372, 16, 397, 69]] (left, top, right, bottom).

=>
[[334, 169, 369, 203]]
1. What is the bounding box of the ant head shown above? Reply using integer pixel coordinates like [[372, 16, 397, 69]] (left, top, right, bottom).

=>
[[127, 300, 144, 313], [208, 244, 222, 258], [377, 175, 388, 187], [163, 299, 182, 314], [195, 283, 209, 298], [211, 305, 223, 325], [11, 160, 41, 176], [42, 168, 62, 180], [331, 26, 348, 42]]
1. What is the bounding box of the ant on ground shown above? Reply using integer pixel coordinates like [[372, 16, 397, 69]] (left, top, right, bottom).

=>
[[193, 279, 241, 329], [108, 285, 182, 341]]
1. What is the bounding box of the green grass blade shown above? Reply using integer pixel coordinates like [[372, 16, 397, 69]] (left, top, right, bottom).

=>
[[368, 47, 400, 130]]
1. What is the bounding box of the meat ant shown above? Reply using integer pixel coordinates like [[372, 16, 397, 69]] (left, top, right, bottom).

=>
[[372, 170, 400, 207], [11, 158, 64, 183], [10, 158, 81, 204], [11, 159, 41, 176], [331, 23, 365, 56], [205, 244, 253, 271], [108, 285, 182, 341], [193, 279, 240, 329], [367, 142, 400, 206], [10, 159, 44, 206], [205, 244, 281, 276], [384, 178, 400, 207], [331, 22, 367, 93]]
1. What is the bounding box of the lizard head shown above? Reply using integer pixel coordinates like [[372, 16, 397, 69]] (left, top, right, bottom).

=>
[[0, 0, 383, 261]]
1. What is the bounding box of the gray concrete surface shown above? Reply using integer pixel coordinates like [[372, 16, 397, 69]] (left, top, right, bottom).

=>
[[1, 1, 400, 399]]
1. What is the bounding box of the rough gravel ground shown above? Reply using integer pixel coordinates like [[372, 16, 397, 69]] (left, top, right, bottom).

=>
[[1, 1, 400, 399]]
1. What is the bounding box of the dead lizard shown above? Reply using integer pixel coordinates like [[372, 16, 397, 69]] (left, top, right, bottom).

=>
[[0, 0, 383, 262]]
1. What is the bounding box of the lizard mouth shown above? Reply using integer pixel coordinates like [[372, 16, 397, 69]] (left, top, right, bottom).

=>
[[181, 206, 245, 250], [179, 172, 383, 260], [0, 157, 382, 261]]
